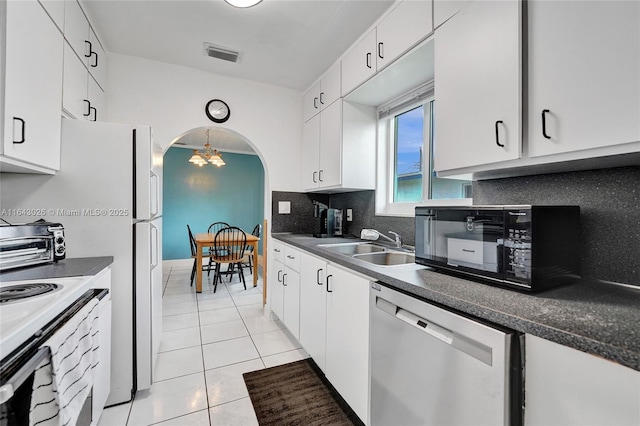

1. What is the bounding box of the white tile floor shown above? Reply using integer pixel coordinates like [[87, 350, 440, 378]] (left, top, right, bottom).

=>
[[97, 260, 308, 426]]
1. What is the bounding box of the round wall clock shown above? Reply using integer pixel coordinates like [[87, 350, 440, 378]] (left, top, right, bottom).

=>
[[205, 99, 231, 123]]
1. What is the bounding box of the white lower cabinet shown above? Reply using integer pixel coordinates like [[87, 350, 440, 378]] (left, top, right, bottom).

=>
[[268, 242, 301, 339], [92, 298, 111, 425], [293, 249, 371, 424], [325, 264, 370, 424], [299, 253, 328, 371], [524, 334, 640, 426]]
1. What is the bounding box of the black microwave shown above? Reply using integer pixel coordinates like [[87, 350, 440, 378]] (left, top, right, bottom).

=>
[[415, 205, 580, 291]]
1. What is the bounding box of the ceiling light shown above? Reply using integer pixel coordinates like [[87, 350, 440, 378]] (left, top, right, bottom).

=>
[[224, 0, 263, 8], [189, 129, 226, 167]]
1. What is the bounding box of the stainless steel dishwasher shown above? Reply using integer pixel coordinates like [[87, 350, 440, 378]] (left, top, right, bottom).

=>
[[370, 282, 523, 426]]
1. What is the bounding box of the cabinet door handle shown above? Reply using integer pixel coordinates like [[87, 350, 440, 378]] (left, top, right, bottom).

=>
[[91, 51, 98, 68], [12, 117, 25, 144], [313, 97, 318, 109], [326, 274, 333, 293], [277, 270, 282, 282], [366, 52, 372, 69], [90, 106, 97, 122], [495, 120, 505, 147], [84, 40, 93, 58], [274, 248, 281, 253], [319, 92, 324, 105], [316, 269, 323, 285], [286, 255, 295, 260], [318, 170, 323, 182], [542, 109, 551, 139], [83, 100, 91, 117], [312, 171, 317, 183], [283, 273, 287, 286], [378, 42, 384, 59]]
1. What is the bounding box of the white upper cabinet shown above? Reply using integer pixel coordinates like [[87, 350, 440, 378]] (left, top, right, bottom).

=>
[[433, 0, 522, 172], [64, 0, 107, 91], [433, 0, 472, 29], [303, 62, 341, 122], [39, 0, 65, 31], [526, 0, 640, 158], [376, 0, 433, 70], [341, 29, 378, 97], [341, 0, 433, 96], [302, 100, 376, 192], [64, 0, 89, 60], [87, 27, 107, 89], [1, 0, 63, 173]]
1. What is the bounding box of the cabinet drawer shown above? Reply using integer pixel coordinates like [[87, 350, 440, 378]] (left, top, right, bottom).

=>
[[284, 247, 301, 272], [272, 242, 285, 263]]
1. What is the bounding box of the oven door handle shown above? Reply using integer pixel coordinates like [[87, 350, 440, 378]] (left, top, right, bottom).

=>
[[0, 346, 49, 404]]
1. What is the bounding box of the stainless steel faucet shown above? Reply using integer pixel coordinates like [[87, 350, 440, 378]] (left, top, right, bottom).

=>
[[363, 229, 403, 249]]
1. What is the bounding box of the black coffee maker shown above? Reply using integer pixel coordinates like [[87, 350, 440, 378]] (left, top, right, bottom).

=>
[[312, 201, 343, 238]]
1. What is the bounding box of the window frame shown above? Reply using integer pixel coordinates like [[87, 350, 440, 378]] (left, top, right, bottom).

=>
[[375, 96, 472, 217]]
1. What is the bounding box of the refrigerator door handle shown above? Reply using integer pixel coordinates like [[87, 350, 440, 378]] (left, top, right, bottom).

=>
[[150, 222, 159, 269], [150, 171, 159, 218]]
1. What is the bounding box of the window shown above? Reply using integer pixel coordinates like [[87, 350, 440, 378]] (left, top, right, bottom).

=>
[[376, 83, 472, 216]]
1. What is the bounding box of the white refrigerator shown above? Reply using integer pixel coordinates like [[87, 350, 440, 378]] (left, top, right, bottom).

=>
[[0, 118, 163, 405]]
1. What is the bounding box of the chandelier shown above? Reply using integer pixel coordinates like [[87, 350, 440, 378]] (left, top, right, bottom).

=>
[[189, 129, 226, 167]]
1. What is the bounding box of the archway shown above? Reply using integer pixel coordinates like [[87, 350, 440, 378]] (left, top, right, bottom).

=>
[[161, 126, 267, 262]]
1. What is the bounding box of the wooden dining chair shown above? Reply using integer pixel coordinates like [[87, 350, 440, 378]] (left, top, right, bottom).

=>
[[207, 221, 230, 276], [187, 224, 214, 287], [211, 226, 247, 293], [241, 223, 261, 275]]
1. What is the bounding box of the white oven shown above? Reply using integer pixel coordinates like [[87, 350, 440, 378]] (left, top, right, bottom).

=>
[[0, 276, 111, 426]]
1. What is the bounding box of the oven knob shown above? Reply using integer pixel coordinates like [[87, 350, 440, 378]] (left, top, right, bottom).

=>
[[56, 246, 65, 254], [56, 237, 65, 244]]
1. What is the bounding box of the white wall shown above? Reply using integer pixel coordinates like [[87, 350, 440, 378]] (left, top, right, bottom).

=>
[[105, 53, 303, 193]]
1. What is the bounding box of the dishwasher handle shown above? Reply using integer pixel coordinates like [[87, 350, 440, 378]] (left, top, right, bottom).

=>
[[376, 297, 453, 345], [374, 296, 493, 365]]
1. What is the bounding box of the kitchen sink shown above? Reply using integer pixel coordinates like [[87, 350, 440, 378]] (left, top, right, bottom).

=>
[[318, 242, 388, 255], [352, 252, 415, 266]]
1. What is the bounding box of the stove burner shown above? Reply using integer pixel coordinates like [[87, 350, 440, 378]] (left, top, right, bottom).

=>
[[0, 283, 60, 303]]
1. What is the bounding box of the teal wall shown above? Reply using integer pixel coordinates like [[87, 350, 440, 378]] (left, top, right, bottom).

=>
[[162, 147, 265, 260]]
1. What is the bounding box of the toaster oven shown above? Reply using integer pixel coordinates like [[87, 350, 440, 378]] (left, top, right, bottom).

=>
[[0, 221, 66, 271]]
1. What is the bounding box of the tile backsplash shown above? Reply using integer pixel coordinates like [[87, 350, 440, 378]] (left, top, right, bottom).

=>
[[272, 166, 639, 286]]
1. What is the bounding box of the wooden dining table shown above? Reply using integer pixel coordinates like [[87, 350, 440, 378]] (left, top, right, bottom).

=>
[[194, 232, 260, 293]]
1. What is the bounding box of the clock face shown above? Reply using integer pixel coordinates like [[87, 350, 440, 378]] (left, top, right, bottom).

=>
[[205, 99, 231, 123]]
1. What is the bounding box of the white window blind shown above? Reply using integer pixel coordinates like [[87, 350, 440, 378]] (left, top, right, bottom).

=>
[[377, 80, 435, 120]]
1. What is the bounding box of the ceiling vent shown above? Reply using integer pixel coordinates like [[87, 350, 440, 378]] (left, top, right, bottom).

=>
[[204, 43, 240, 63]]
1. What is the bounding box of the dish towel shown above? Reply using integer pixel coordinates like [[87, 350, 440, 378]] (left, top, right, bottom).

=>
[[29, 298, 100, 426]]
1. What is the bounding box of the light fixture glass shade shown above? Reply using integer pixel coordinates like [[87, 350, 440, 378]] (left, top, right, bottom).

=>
[[189, 130, 226, 167], [224, 0, 263, 8]]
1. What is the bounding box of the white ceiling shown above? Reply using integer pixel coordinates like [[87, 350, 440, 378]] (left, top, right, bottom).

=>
[[82, 0, 394, 153], [82, 0, 394, 92]]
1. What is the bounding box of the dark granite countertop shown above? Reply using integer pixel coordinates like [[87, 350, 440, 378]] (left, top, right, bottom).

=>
[[0, 257, 114, 281], [273, 234, 640, 372]]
